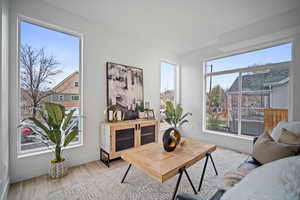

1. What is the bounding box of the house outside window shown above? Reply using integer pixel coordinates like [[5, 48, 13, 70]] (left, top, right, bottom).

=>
[[160, 61, 177, 129], [19, 19, 82, 154], [204, 43, 291, 137]]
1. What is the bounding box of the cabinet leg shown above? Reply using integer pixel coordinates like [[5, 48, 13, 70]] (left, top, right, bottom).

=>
[[100, 148, 110, 167]]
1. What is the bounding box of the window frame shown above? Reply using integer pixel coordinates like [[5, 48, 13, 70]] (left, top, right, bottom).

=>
[[74, 81, 79, 87], [203, 41, 292, 137], [159, 59, 179, 130], [16, 15, 84, 157], [160, 59, 179, 104]]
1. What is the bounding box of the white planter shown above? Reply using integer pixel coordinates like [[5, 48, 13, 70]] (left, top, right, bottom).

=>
[[138, 111, 145, 119], [49, 160, 67, 178]]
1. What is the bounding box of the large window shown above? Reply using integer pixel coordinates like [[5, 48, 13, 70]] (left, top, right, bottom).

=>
[[160, 61, 177, 125], [205, 43, 291, 137], [19, 19, 82, 153]]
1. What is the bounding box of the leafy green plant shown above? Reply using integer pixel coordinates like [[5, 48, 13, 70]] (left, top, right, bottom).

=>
[[164, 101, 192, 128], [136, 103, 145, 112], [20, 103, 78, 163]]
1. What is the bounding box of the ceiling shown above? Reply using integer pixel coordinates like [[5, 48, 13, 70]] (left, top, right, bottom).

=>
[[42, 0, 300, 55]]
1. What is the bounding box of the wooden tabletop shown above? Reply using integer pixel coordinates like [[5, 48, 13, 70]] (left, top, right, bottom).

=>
[[121, 138, 216, 183]]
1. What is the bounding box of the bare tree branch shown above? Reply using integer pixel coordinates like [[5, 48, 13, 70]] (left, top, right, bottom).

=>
[[20, 45, 61, 117]]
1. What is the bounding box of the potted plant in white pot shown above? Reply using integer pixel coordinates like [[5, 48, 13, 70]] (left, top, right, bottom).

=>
[[162, 101, 192, 152], [136, 103, 146, 119], [20, 102, 78, 178]]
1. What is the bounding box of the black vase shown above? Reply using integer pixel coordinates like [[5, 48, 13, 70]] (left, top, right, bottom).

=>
[[162, 128, 181, 152]]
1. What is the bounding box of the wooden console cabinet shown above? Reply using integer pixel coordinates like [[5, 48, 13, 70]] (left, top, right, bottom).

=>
[[100, 119, 159, 166]]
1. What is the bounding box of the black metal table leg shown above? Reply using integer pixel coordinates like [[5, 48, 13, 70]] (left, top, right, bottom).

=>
[[183, 168, 197, 195], [172, 168, 183, 200], [198, 154, 209, 192], [121, 164, 132, 183], [209, 153, 218, 176], [172, 167, 198, 199]]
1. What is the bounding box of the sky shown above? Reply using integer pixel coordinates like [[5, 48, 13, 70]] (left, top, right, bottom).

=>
[[20, 21, 80, 87], [206, 43, 292, 90], [160, 61, 175, 92]]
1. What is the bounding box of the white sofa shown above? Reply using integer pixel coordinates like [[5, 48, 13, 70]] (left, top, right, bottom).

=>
[[177, 121, 300, 200]]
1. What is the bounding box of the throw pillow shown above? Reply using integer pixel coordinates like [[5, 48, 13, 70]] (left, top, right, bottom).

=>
[[271, 121, 300, 142], [252, 132, 298, 164], [279, 128, 300, 145], [271, 121, 288, 142]]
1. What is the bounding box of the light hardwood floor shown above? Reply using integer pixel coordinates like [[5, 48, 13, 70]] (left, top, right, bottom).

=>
[[8, 159, 127, 200]]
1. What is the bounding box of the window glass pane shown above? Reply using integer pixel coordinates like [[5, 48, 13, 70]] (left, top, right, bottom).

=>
[[207, 43, 292, 73], [160, 61, 176, 125], [241, 64, 289, 136], [205, 43, 291, 137], [20, 21, 81, 151], [206, 73, 239, 135]]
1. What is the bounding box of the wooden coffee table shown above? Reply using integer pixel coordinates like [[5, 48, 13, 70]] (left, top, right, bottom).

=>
[[120, 138, 218, 200]]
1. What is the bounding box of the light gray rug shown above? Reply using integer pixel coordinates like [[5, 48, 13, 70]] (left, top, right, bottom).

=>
[[48, 148, 248, 200]]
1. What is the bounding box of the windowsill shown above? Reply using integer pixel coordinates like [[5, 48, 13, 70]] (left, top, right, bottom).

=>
[[203, 129, 254, 141], [17, 143, 83, 159]]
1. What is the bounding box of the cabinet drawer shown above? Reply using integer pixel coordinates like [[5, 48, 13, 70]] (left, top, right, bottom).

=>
[[141, 125, 155, 145], [116, 139, 134, 151], [116, 128, 134, 141], [141, 125, 155, 136], [115, 128, 135, 151]]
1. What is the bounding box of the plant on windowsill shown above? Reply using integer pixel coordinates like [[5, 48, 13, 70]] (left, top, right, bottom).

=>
[[20, 102, 78, 178], [162, 101, 192, 152]]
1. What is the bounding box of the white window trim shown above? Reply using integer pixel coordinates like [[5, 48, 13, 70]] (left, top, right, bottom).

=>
[[202, 41, 292, 137], [16, 15, 85, 158], [160, 59, 179, 104], [159, 59, 179, 130]]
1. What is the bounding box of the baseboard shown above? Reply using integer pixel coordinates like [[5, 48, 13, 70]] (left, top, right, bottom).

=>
[[0, 179, 10, 200]]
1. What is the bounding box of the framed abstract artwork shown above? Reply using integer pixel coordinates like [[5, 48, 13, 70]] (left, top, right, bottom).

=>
[[106, 62, 144, 116]]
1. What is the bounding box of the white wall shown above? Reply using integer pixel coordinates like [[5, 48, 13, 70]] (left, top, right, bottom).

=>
[[9, 0, 178, 183], [0, 0, 10, 198]]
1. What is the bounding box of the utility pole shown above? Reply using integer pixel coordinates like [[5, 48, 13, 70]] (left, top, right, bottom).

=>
[[209, 65, 213, 93]]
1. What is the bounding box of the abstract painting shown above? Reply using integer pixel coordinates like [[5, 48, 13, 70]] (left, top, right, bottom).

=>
[[106, 62, 144, 112]]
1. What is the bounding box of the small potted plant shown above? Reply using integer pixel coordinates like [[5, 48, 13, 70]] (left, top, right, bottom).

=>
[[162, 101, 192, 152], [136, 102, 146, 119], [20, 103, 78, 178]]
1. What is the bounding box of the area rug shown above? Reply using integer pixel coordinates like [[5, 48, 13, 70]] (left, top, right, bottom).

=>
[[48, 148, 248, 200]]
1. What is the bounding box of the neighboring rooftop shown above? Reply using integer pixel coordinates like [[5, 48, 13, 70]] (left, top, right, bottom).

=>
[[227, 62, 289, 93]]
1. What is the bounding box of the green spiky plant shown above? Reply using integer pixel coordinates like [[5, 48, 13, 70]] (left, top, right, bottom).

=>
[[20, 103, 78, 163], [164, 101, 192, 129]]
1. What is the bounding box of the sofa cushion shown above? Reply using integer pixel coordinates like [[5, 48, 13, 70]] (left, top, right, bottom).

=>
[[279, 128, 300, 145], [271, 121, 300, 142], [252, 132, 298, 164], [221, 155, 300, 200]]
